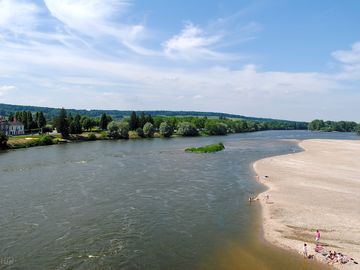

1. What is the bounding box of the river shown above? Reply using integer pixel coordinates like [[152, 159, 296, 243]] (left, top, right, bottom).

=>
[[0, 130, 358, 269]]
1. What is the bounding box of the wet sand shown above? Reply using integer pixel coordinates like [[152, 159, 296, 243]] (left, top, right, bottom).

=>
[[253, 139, 360, 269]]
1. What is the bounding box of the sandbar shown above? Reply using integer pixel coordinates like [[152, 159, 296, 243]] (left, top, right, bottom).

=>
[[253, 139, 360, 269]]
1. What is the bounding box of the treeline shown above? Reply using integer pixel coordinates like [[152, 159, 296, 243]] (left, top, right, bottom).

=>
[[106, 111, 308, 139], [3, 108, 309, 139], [9, 111, 47, 131], [54, 109, 113, 137], [0, 103, 300, 123], [308, 119, 359, 133]]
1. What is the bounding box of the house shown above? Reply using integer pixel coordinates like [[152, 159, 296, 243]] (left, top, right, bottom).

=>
[[0, 117, 25, 136]]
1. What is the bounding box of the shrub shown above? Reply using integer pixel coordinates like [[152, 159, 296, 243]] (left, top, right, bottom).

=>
[[0, 131, 8, 149], [88, 133, 97, 141], [136, 127, 144, 138], [185, 143, 225, 153]]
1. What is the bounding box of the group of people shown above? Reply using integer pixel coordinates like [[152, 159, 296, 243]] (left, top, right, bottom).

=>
[[303, 230, 358, 265], [248, 194, 270, 203]]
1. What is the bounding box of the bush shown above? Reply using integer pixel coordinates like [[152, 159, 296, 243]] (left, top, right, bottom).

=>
[[136, 127, 144, 138], [0, 131, 8, 149], [128, 130, 140, 139], [177, 122, 198, 136], [38, 135, 54, 145], [185, 143, 225, 153], [87, 133, 97, 141]]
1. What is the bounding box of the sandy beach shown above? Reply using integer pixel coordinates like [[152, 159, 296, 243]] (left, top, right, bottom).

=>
[[253, 139, 360, 269]]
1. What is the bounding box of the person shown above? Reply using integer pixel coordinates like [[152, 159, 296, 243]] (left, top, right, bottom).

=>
[[315, 229, 321, 243], [303, 243, 308, 258]]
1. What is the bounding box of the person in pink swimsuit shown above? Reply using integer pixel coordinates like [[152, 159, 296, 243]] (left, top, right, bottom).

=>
[[315, 229, 320, 243]]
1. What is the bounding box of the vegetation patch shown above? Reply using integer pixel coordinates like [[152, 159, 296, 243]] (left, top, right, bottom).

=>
[[185, 142, 225, 153]]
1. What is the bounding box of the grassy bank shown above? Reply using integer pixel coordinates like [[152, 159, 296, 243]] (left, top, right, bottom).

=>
[[185, 143, 225, 153]]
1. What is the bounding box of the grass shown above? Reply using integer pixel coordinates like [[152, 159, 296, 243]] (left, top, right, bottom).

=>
[[185, 142, 225, 153], [7, 135, 55, 149]]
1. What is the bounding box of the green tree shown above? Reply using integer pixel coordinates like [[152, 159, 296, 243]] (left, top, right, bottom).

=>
[[159, 122, 173, 137], [0, 131, 8, 149], [356, 124, 360, 135], [139, 112, 146, 128], [129, 111, 138, 130], [22, 111, 28, 130], [55, 108, 69, 137], [204, 121, 227, 135], [82, 117, 95, 131], [146, 114, 154, 125], [118, 121, 130, 139], [177, 122, 198, 136], [27, 111, 37, 130], [99, 113, 110, 130], [8, 112, 14, 122], [107, 121, 119, 138], [143, 122, 155, 137], [38, 112, 47, 129]]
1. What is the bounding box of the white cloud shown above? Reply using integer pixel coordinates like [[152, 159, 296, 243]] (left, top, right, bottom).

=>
[[332, 42, 360, 64], [0, 0, 39, 32], [331, 41, 360, 80], [163, 22, 231, 60], [43, 0, 151, 54], [0, 85, 16, 96]]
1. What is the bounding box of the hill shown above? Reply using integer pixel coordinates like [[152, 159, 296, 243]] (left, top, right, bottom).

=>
[[0, 103, 305, 124]]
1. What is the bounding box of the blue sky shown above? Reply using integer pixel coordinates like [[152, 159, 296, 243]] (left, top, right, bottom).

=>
[[0, 0, 359, 121]]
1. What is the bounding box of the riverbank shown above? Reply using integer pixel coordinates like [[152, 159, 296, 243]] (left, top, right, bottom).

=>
[[253, 139, 360, 269]]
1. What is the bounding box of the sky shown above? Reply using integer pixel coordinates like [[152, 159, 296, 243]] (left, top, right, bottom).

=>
[[0, 0, 360, 121]]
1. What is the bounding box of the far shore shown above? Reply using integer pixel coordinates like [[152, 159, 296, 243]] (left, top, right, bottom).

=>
[[253, 139, 360, 269]]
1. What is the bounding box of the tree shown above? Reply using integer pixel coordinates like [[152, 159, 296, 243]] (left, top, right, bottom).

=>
[[129, 111, 138, 130], [205, 121, 227, 135], [107, 121, 119, 138], [118, 121, 130, 139], [139, 112, 146, 128], [143, 122, 155, 137], [159, 122, 173, 137], [8, 112, 14, 122], [82, 117, 95, 131], [356, 124, 360, 136], [177, 122, 198, 136], [0, 131, 7, 149], [99, 113, 110, 130], [27, 111, 37, 130], [146, 114, 154, 125], [38, 112, 46, 129], [22, 111, 28, 130], [55, 108, 69, 137]]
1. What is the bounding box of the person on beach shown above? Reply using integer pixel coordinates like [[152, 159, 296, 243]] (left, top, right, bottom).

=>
[[315, 229, 320, 243], [303, 243, 308, 258]]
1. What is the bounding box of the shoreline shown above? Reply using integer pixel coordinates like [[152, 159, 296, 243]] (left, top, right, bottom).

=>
[[253, 139, 360, 269]]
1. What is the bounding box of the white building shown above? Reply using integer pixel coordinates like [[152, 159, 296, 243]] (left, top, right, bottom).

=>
[[0, 118, 25, 136]]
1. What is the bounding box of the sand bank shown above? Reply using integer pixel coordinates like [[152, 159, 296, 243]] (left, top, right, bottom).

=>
[[253, 139, 360, 269]]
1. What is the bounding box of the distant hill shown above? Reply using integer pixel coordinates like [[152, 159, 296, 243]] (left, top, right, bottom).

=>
[[0, 103, 305, 124]]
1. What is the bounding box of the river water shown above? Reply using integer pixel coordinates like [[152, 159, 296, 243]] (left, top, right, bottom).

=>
[[0, 130, 358, 269]]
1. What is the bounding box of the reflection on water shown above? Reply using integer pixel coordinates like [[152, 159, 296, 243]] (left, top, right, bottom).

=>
[[0, 131, 357, 269]]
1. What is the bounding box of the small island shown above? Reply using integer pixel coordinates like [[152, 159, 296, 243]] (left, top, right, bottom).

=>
[[185, 142, 225, 153]]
